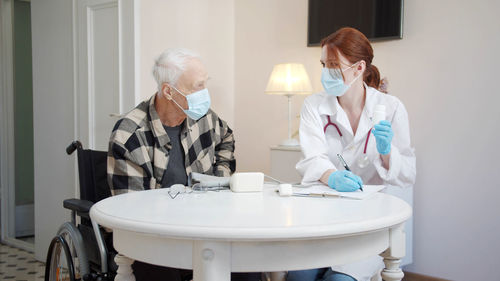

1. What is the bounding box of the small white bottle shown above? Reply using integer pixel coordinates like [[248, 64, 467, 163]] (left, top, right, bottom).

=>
[[372, 104, 386, 126]]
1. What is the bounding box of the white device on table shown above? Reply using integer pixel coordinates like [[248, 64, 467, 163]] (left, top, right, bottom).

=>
[[230, 172, 264, 192], [277, 183, 293, 196]]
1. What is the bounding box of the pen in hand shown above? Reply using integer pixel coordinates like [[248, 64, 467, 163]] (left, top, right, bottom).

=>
[[336, 154, 363, 192]]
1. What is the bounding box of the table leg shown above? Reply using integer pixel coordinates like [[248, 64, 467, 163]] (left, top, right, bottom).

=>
[[380, 224, 405, 281], [192, 241, 231, 281], [381, 258, 403, 281], [114, 253, 136, 281]]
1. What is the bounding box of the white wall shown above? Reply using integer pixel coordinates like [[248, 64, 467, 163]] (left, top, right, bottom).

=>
[[235, 0, 321, 173], [31, 0, 76, 260], [235, 0, 500, 280], [140, 0, 235, 126], [375, 1, 500, 280]]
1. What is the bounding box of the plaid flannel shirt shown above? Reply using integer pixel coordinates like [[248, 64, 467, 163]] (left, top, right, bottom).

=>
[[107, 94, 236, 195]]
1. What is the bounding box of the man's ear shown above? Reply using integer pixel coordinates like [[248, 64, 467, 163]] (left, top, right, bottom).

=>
[[161, 83, 172, 100]]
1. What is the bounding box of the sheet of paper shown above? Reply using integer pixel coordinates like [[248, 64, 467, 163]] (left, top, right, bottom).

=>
[[292, 184, 385, 200]]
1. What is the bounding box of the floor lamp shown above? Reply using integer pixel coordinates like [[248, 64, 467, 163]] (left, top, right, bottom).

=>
[[265, 63, 313, 146]]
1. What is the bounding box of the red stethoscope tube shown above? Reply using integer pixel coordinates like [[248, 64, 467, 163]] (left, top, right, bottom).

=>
[[324, 115, 371, 154]]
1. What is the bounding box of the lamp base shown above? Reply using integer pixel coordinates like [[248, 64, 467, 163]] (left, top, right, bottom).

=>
[[280, 138, 300, 147]]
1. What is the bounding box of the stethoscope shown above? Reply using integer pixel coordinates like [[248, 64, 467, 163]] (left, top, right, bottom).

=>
[[323, 115, 371, 168]]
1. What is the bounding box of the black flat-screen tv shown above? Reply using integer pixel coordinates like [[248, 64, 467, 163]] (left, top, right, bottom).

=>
[[307, 0, 404, 46]]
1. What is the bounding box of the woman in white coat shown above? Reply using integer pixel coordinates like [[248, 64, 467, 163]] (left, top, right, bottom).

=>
[[289, 28, 416, 281]]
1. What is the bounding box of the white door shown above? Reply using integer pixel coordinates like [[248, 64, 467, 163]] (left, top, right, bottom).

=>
[[76, 0, 140, 150]]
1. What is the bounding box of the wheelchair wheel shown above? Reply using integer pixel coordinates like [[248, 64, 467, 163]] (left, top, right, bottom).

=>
[[57, 222, 90, 280], [45, 235, 76, 281]]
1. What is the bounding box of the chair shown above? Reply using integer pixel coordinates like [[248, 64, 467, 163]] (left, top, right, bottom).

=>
[[44, 141, 117, 281]]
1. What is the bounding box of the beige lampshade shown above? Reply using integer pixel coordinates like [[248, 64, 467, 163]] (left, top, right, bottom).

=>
[[265, 63, 313, 95]]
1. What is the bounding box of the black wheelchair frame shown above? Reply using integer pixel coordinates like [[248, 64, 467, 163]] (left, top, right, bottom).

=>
[[44, 141, 117, 281]]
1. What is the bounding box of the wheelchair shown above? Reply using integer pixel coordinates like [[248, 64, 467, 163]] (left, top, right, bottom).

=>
[[44, 141, 117, 281]]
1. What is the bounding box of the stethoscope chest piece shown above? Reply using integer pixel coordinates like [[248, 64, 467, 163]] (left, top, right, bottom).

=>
[[357, 155, 370, 168]]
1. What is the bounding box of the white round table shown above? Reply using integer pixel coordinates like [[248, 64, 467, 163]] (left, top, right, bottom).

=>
[[90, 186, 412, 281]]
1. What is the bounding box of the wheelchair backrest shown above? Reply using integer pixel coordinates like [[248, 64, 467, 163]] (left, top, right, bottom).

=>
[[76, 148, 111, 203]]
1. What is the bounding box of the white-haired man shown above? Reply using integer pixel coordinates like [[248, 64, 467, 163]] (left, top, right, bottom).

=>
[[107, 49, 259, 281], [108, 48, 235, 193]]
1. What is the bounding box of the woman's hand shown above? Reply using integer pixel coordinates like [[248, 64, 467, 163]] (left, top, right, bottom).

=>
[[328, 170, 363, 192], [372, 120, 393, 155]]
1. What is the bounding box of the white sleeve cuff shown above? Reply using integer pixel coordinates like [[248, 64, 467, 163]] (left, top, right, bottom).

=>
[[374, 145, 402, 184], [296, 156, 336, 185]]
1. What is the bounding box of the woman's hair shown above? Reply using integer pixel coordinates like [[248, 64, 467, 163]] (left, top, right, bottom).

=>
[[321, 27, 387, 93]]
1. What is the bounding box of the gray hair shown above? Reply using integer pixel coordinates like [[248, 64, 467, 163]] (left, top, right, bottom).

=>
[[152, 48, 200, 94]]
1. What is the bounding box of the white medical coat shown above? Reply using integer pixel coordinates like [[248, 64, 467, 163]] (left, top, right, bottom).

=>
[[296, 86, 416, 281]]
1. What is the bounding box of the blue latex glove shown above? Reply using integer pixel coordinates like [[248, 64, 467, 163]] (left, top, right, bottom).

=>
[[372, 120, 394, 155], [328, 170, 363, 192]]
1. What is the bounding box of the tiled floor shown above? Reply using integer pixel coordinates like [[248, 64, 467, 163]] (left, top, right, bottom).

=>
[[0, 243, 45, 280]]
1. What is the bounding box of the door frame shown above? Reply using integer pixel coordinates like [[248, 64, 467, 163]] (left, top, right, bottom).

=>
[[0, 0, 34, 252]]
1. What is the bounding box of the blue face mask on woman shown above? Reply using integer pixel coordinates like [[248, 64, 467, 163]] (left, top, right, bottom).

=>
[[170, 86, 211, 120], [321, 62, 362, 96]]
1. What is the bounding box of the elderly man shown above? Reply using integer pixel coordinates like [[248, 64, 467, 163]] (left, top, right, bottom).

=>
[[107, 48, 259, 281], [108, 48, 235, 194]]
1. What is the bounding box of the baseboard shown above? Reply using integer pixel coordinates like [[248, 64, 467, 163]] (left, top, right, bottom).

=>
[[15, 203, 34, 237], [403, 271, 452, 281]]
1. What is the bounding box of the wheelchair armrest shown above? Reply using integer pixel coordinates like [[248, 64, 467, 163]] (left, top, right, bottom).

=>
[[63, 198, 94, 218]]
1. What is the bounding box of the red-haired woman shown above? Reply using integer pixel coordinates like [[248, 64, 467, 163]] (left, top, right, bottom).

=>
[[293, 28, 416, 281]]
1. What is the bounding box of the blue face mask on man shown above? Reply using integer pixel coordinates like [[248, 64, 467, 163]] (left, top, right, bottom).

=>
[[170, 86, 211, 120], [321, 62, 362, 96]]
